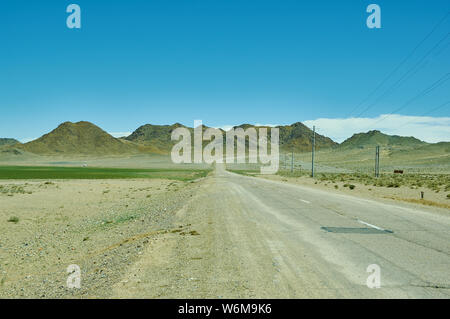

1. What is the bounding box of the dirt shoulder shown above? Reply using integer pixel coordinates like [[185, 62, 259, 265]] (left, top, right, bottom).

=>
[[111, 175, 292, 299], [111, 177, 246, 298]]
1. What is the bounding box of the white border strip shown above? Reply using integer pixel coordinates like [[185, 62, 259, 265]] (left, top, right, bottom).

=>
[[358, 220, 385, 231]]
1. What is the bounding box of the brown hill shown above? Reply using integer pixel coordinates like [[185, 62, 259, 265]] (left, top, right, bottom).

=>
[[126, 123, 226, 153], [125, 123, 187, 153], [0, 138, 20, 147], [277, 122, 337, 151], [19, 121, 140, 155], [230, 123, 337, 151], [126, 122, 337, 153], [340, 130, 427, 149]]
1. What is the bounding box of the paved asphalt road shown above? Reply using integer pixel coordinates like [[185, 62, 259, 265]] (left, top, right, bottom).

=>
[[201, 164, 450, 298]]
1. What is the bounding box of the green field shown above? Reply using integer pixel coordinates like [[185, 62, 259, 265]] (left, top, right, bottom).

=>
[[0, 166, 211, 181]]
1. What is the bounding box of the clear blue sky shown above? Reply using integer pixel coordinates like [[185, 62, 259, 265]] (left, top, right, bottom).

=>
[[1, 0, 449, 142]]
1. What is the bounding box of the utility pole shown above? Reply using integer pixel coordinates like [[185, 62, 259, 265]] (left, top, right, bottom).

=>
[[375, 146, 380, 178], [311, 126, 316, 177], [291, 147, 294, 173]]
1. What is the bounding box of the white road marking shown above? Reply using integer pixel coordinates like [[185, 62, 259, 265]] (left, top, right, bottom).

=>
[[358, 220, 385, 231], [300, 199, 311, 204]]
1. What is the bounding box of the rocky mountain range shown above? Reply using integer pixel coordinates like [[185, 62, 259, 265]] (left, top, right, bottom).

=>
[[1, 121, 443, 157]]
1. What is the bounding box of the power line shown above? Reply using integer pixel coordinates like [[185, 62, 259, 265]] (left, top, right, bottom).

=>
[[389, 100, 450, 133], [355, 32, 450, 118], [346, 11, 450, 118], [365, 72, 450, 129], [435, 38, 450, 56], [416, 100, 450, 117]]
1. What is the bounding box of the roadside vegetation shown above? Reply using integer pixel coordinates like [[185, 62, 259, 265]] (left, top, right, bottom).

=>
[[278, 170, 450, 193], [0, 184, 31, 195], [7, 216, 19, 223]]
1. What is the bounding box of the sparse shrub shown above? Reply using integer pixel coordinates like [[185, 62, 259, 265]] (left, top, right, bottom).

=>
[[447, 194, 450, 199], [387, 182, 400, 188], [349, 185, 355, 190], [7, 216, 19, 223], [1, 185, 26, 195], [334, 185, 338, 189]]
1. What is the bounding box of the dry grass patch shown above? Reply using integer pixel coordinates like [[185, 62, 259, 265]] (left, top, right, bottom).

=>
[[384, 196, 450, 209]]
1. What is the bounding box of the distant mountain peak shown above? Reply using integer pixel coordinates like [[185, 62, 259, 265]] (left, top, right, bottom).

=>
[[18, 121, 139, 155], [341, 130, 426, 149], [0, 138, 20, 147]]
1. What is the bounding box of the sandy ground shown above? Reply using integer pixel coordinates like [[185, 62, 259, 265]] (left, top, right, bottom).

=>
[[0, 178, 202, 298]]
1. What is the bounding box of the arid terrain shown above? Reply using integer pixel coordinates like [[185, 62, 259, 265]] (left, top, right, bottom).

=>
[[0, 121, 449, 298], [0, 176, 206, 298], [3, 0, 449, 304], [0, 159, 449, 298]]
